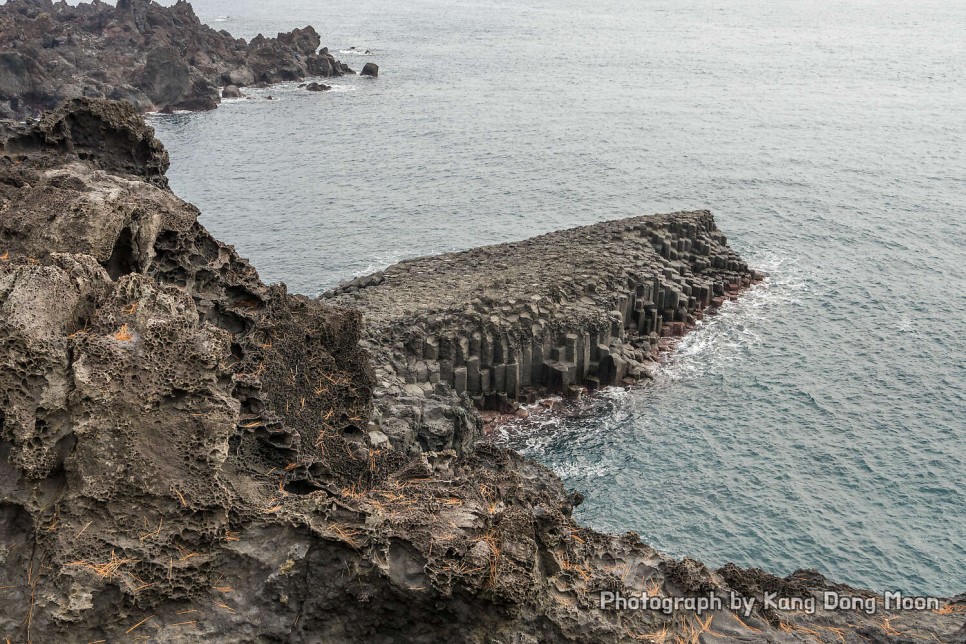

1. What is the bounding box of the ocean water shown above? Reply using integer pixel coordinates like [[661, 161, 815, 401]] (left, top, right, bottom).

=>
[[146, 0, 965, 595]]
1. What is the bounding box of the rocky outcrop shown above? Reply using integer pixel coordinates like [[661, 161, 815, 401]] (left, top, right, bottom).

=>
[[360, 62, 379, 78], [325, 212, 762, 428], [0, 100, 963, 642], [0, 0, 359, 119], [0, 97, 170, 187]]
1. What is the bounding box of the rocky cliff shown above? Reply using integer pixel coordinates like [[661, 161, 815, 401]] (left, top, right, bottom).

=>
[[0, 0, 355, 119], [0, 99, 963, 643]]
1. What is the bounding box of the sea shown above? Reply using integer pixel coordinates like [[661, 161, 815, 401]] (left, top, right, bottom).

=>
[[143, 0, 965, 596]]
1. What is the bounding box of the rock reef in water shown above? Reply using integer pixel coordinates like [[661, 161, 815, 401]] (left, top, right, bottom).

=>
[[324, 210, 768, 451], [0, 0, 357, 119], [0, 99, 963, 642], [327, 212, 758, 397]]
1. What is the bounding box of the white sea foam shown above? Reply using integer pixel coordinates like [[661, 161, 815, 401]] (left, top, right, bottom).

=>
[[351, 253, 404, 279], [551, 460, 611, 479], [657, 254, 809, 382]]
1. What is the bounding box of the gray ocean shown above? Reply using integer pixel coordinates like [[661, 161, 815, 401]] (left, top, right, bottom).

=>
[[146, 0, 965, 596]]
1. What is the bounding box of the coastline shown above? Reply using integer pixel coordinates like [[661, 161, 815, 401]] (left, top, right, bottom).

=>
[[0, 98, 962, 642], [0, 0, 363, 120], [0, 58, 962, 644], [480, 275, 767, 436]]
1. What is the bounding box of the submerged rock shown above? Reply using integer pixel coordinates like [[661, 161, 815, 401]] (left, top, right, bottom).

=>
[[0, 99, 962, 642], [305, 82, 331, 92]]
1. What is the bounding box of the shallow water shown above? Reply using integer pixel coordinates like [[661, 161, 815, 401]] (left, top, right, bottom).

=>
[[147, 0, 965, 595]]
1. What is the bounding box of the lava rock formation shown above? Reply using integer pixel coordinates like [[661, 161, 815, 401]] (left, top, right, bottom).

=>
[[0, 99, 963, 643], [0, 0, 357, 119]]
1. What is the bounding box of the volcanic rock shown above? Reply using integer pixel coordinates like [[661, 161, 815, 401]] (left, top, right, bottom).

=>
[[0, 0, 354, 118], [0, 99, 962, 642]]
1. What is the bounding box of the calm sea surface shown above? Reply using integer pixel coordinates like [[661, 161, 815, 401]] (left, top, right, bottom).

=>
[[145, 0, 965, 595]]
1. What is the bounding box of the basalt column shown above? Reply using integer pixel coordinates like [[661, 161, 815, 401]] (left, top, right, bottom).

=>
[[325, 211, 763, 404]]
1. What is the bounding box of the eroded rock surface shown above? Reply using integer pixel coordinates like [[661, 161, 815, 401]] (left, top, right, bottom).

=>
[[0, 99, 963, 642], [0, 0, 357, 119]]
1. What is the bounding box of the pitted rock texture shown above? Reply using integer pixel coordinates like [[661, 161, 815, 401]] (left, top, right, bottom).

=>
[[0, 0, 357, 119], [0, 100, 963, 643]]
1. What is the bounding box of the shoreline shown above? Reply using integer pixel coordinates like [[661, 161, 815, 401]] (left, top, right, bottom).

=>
[[0, 97, 962, 642], [480, 275, 766, 436], [325, 210, 765, 414], [0, 0, 364, 120]]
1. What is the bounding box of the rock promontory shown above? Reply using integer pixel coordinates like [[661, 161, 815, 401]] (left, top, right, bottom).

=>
[[0, 0, 357, 119], [324, 211, 764, 452], [1, 99, 963, 642]]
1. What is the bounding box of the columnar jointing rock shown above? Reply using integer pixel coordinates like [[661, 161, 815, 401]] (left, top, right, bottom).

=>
[[325, 212, 763, 409]]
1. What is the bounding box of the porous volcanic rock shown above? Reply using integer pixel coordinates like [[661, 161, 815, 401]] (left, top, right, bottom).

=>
[[0, 99, 963, 642], [0, 0, 358, 119]]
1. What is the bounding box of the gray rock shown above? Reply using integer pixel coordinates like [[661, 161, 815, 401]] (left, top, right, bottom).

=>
[[324, 208, 761, 401], [137, 46, 191, 108], [0, 52, 37, 99], [368, 429, 390, 447], [0, 1, 353, 119]]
